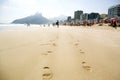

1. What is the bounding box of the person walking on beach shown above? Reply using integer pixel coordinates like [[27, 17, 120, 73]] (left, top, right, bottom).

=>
[[27, 23, 30, 27], [56, 20, 59, 28]]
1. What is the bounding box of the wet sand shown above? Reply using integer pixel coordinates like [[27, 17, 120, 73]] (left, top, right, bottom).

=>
[[0, 25, 120, 80]]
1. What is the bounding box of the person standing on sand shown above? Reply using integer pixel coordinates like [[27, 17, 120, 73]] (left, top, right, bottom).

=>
[[56, 20, 59, 28], [112, 20, 117, 29], [27, 23, 30, 27]]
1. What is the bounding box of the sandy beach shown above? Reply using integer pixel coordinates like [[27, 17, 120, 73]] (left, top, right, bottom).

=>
[[0, 25, 120, 80]]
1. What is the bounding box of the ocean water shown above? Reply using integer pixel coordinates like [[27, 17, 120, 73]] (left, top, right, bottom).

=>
[[0, 24, 42, 31]]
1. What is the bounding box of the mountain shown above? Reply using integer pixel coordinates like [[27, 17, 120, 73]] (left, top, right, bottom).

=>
[[49, 15, 67, 22], [12, 13, 49, 24]]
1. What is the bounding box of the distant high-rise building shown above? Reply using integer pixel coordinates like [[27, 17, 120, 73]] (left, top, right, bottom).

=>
[[74, 10, 83, 20], [82, 13, 89, 22], [108, 4, 120, 19], [88, 13, 100, 22], [88, 13, 100, 20], [67, 16, 72, 22]]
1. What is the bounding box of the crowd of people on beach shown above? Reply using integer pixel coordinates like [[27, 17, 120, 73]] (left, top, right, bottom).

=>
[[63, 18, 119, 29], [26, 20, 60, 28], [25, 19, 119, 30]]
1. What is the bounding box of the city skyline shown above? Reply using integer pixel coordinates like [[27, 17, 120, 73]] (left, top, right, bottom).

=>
[[0, 0, 119, 23]]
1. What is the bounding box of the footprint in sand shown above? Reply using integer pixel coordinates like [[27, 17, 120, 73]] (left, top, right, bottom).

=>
[[47, 51, 53, 53], [83, 65, 91, 71], [82, 61, 92, 71], [82, 61, 86, 64], [42, 67, 53, 80], [43, 67, 50, 69], [42, 51, 53, 56], [80, 51, 85, 54], [79, 49, 82, 51], [74, 43, 79, 46], [49, 40, 57, 47], [79, 49, 85, 54], [52, 43, 57, 46], [74, 40, 80, 47]]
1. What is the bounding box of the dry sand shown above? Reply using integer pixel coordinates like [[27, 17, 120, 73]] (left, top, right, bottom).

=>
[[0, 25, 120, 80]]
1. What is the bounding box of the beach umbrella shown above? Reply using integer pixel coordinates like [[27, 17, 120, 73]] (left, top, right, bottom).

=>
[[111, 18, 117, 20]]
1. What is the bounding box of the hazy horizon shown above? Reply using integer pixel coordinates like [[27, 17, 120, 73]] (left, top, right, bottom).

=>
[[0, 0, 119, 23]]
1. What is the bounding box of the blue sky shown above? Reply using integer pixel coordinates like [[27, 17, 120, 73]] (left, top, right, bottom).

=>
[[0, 0, 119, 23]]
